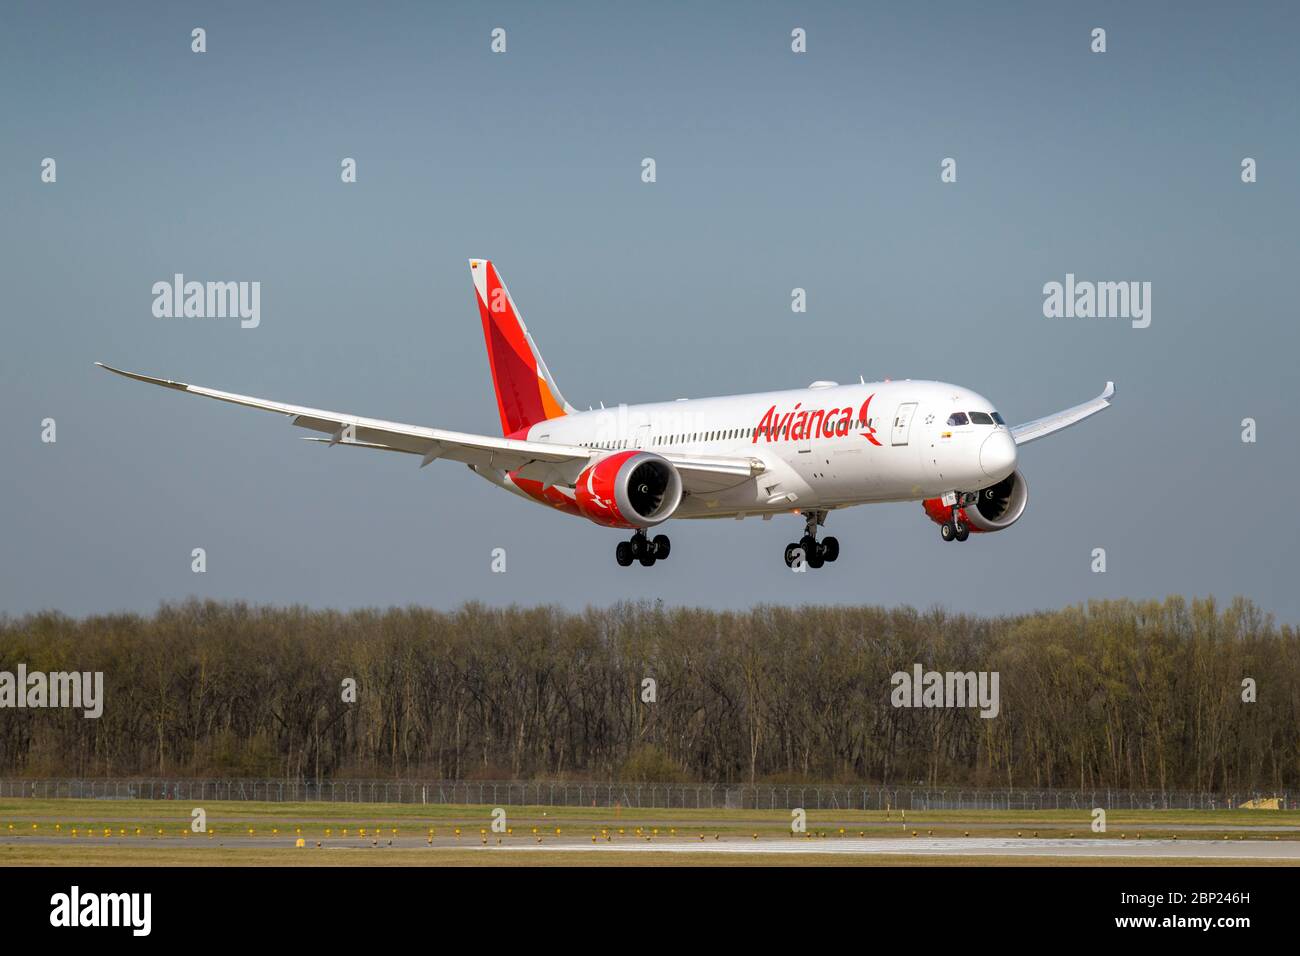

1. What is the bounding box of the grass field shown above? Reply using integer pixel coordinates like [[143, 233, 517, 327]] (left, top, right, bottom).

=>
[[2, 798, 1297, 866]]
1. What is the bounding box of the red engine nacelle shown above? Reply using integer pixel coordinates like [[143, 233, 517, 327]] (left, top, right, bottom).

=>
[[922, 469, 1029, 533], [574, 451, 683, 529]]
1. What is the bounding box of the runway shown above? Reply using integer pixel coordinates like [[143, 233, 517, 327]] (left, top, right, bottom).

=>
[[6, 831, 1300, 863], [490, 836, 1300, 860]]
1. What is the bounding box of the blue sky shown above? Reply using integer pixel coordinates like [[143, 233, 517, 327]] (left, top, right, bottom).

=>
[[2, 1, 1297, 618]]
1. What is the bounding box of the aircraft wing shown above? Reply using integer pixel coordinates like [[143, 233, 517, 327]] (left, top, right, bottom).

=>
[[96, 363, 763, 492], [1010, 381, 1115, 446], [660, 453, 765, 493]]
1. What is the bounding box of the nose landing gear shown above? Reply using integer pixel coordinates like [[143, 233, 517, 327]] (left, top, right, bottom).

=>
[[783, 511, 839, 568], [939, 492, 974, 542], [939, 519, 969, 542], [615, 530, 671, 567]]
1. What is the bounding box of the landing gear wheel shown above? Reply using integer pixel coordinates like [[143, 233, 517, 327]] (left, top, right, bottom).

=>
[[638, 549, 657, 567], [631, 532, 649, 557], [616, 541, 633, 566], [652, 534, 671, 560], [791, 512, 836, 569], [953, 521, 969, 542], [940, 522, 956, 542]]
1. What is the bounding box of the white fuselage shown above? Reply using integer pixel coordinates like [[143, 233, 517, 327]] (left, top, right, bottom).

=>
[[495, 379, 1018, 519]]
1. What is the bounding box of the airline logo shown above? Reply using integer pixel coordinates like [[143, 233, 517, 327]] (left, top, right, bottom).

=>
[[753, 394, 882, 446], [858, 393, 882, 446]]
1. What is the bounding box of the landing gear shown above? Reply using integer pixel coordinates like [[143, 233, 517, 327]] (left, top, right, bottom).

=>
[[940, 519, 969, 542], [615, 530, 670, 567], [784, 512, 838, 569], [940, 492, 972, 542]]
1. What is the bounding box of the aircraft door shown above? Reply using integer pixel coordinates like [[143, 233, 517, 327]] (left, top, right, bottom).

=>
[[892, 402, 918, 446]]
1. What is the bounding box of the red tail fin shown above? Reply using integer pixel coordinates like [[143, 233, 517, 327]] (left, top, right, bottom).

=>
[[470, 259, 572, 436]]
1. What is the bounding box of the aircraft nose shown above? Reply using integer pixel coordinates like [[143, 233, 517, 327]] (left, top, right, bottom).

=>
[[979, 430, 1017, 479]]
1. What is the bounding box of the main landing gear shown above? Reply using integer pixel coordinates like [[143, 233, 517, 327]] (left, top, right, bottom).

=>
[[783, 511, 839, 569], [940, 492, 973, 543], [615, 529, 671, 567]]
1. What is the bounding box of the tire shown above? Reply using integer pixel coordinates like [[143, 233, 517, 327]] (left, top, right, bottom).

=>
[[953, 521, 969, 542], [784, 543, 800, 568], [638, 550, 657, 567], [616, 541, 633, 566], [822, 536, 839, 562], [940, 522, 955, 542], [807, 547, 825, 569], [653, 534, 671, 559]]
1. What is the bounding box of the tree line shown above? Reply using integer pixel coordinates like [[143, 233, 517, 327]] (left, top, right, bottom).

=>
[[0, 596, 1294, 792]]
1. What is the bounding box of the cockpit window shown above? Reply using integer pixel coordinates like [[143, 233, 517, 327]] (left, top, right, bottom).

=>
[[946, 412, 968, 426], [968, 411, 993, 425], [991, 411, 1005, 425]]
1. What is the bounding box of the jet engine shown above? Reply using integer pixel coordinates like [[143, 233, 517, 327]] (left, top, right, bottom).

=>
[[574, 451, 683, 528], [922, 469, 1028, 533]]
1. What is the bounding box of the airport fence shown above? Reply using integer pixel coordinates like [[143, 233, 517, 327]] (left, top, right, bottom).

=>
[[0, 778, 1289, 811]]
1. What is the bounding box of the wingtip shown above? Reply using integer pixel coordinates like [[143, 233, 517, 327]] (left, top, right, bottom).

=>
[[94, 363, 189, 391], [1102, 381, 1116, 400]]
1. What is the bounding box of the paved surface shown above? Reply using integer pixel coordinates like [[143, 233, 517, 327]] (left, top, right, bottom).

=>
[[487, 836, 1300, 860], [7, 834, 1300, 860]]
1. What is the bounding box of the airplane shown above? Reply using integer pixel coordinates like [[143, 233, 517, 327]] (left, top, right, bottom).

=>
[[98, 258, 1115, 569]]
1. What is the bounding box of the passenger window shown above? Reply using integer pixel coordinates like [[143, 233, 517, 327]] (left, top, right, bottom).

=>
[[947, 412, 969, 426], [969, 411, 993, 425]]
